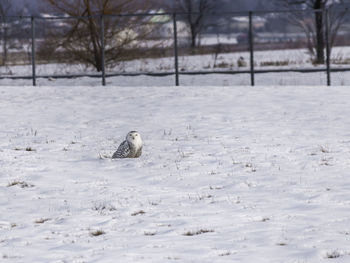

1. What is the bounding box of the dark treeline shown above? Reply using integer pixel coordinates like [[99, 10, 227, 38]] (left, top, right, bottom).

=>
[[8, 0, 281, 16]]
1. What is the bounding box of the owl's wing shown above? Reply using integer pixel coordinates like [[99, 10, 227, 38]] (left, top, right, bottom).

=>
[[112, 140, 130, 158]]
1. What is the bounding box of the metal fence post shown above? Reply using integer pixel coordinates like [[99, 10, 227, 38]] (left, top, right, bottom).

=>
[[248, 11, 255, 86], [173, 13, 179, 86], [325, 9, 331, 86], [31, 16, 36, 86], [100, 14, 106, 86]]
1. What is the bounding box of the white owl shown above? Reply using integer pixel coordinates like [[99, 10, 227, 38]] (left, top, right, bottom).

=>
[[112, 131, 143, 158]]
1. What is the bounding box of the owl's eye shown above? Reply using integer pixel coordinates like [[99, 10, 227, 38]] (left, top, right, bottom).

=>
[[135, 134, 138, 136]]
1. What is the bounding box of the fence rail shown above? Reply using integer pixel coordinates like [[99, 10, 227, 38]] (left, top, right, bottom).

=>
[[0, 8, 349, 86]]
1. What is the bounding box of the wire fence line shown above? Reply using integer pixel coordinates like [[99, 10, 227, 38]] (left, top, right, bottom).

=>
[[1, 8, 350, 86]]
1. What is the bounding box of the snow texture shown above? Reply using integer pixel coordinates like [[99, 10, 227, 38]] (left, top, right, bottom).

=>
[[1, 85, 350, 262], [2, 46, 350, 86]]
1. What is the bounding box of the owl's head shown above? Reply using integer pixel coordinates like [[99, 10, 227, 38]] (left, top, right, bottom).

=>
[[126, 131, 142, 145]]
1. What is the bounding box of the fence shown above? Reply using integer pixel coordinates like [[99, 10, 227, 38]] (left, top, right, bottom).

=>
[[1, 8, 350, 86]]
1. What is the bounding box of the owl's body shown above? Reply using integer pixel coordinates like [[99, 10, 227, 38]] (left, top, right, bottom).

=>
[[112, 131, 142, 158]]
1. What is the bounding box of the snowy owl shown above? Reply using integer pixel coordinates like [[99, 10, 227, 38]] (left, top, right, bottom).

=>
[[112, 131, 143, 158]]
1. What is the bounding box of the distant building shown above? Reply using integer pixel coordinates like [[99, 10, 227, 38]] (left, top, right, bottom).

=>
[[230, 16, 266, 32]]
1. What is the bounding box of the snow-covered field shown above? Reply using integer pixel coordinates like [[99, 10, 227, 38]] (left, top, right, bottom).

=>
[[2, 45, 350, 86], [1, 85, 350, 262], [1, 70, 348, 86]]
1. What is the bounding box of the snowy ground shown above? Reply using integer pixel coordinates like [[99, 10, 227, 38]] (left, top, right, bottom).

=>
[[2, 45, 350, 86], [0, 70, 348, 86], [1, 85, 350, 262]]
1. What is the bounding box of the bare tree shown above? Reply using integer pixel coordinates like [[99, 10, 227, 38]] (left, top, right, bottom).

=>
[[41, 0, 152, 71], [278, 0, 350, 64], [0, 0, 11, 65], [173, 0, 215, 48]]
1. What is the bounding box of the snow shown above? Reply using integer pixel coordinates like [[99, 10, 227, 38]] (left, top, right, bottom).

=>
[[1, 84, 350, 262], [0, 71, 344, 86], [2, 45, 350, 86]]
